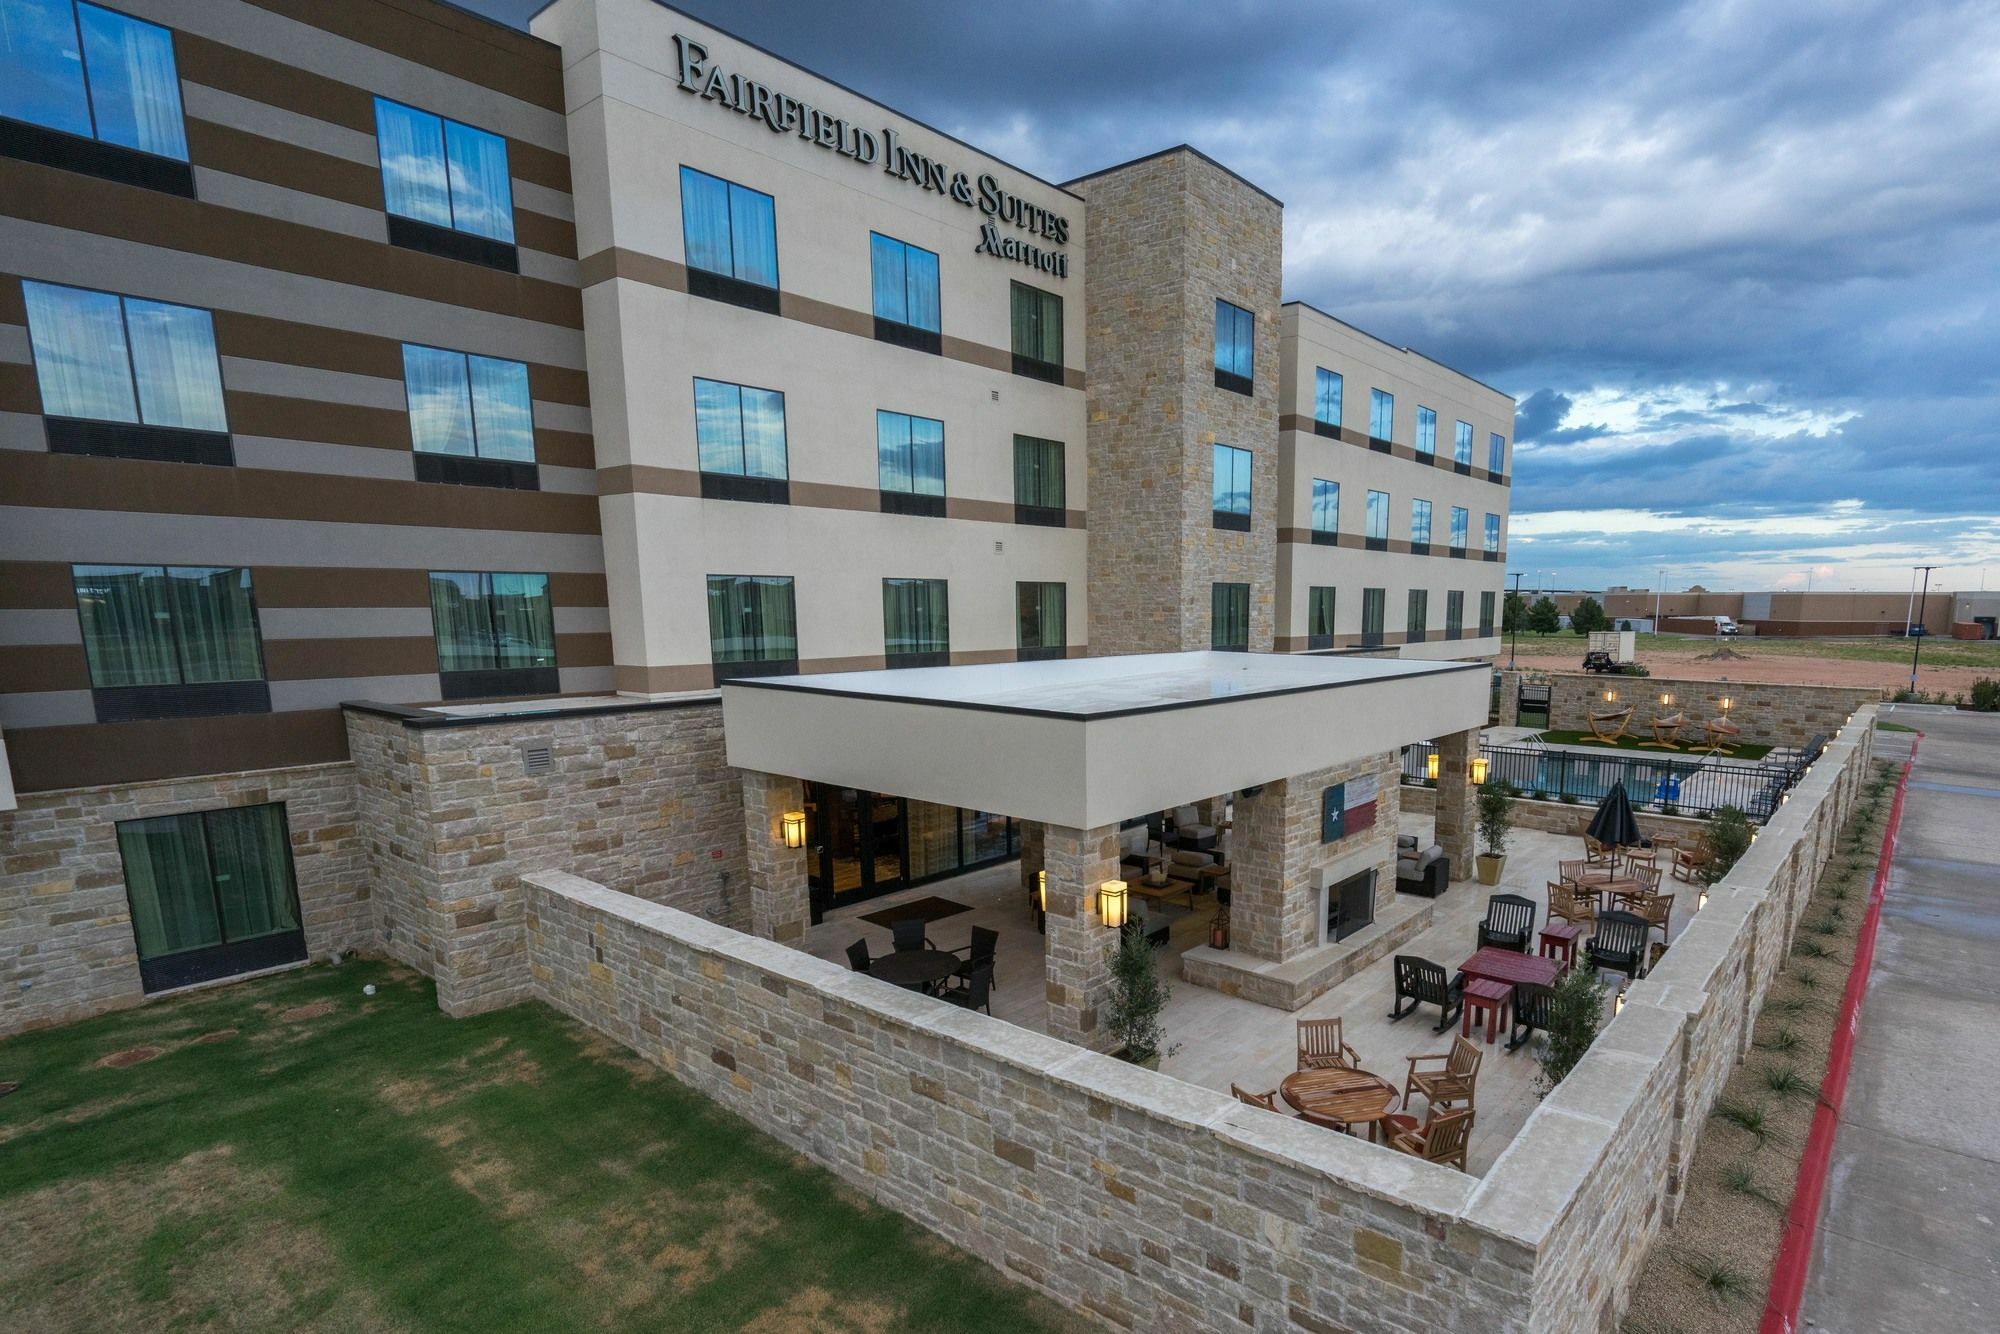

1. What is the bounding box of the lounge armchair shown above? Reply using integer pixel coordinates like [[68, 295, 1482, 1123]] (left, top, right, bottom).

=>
[[1171, 804, 1218, 850], [950, 926, 998, 986], [845, 939, 872, 973], [940, 963, 993, 1015], [1404, 1034, 1483, 1111], [1384, 1105, 1475, 1171], [1642, 712, 1685, 749], [1588, 706, 1634, 743], [1297, 1017, 1361, 1072], [891, 919, 935, 953], [1396, 843, 1449, 897], [1586, 910, 1650, 983], [1477, 893, 1538, 953], [1231, 1084, 1283, 1112], [1547, 880, 1597, 930], [1390, 955, 1464, 1032], [1508, 983, 1555, 1052]]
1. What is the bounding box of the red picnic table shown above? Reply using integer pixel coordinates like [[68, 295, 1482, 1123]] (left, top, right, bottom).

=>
[[1458, 946, 1563, 990]]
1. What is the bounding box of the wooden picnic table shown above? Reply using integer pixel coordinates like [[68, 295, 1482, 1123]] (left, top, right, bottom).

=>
[[1278, 1067, 1400, 1140]]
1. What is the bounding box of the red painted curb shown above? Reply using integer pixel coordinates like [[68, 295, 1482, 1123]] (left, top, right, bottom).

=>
[[1759, 733, 1919, 1334]]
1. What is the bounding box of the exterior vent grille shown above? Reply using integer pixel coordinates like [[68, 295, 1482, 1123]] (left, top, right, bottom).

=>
[[519, 742, 555, 775]]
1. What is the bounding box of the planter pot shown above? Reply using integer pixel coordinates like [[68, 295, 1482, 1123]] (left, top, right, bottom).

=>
[[1476, 853, 1506, 885], [1117, 1049, 1162, 1071]]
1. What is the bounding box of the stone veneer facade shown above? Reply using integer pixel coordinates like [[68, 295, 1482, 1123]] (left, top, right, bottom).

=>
[[1074, 149, 1283, 653], [1544, 673, 1882, 749], [1228, 753, 1400, 963], [1037, 821, 1123, 1050]]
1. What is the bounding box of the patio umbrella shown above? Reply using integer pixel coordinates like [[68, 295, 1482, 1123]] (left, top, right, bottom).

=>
[[1586, 782, 1644, 851]]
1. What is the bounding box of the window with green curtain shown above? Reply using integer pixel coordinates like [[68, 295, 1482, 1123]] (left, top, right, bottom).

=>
[[1009, 281, 1063, 371], [1361, 587, 1386, 644], [72, 564, 263, 687], [1447, 590, 1465, 635], [1408, 589, 1429, 636], [1479, 591, 1496, 635], [117, 803, 300, 964], [1013, 435, 1065, 511], [705, 575, 797, 665], [877, 411, 945, 496], [1308, 586, 1336, 647], [427, 571, 554, 672], [1211, 582, 1249, 651], [694, 377, 788, 479], [1314, 368, 1343, 428], [883, 578, 949, 661], [1017, 582, 1066, 653]]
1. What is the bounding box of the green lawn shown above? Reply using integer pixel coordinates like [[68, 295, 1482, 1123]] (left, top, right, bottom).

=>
[[0, 962, 1085, 1334], [1537, 729, 1774, 761], [1516, 631, 2000, 669]]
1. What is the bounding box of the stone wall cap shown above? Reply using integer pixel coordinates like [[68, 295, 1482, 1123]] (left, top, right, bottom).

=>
[[343, 693, 719, 729]]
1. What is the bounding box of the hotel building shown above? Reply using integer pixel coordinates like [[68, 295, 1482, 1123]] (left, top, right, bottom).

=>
[[0, 0, 1511, 1030]]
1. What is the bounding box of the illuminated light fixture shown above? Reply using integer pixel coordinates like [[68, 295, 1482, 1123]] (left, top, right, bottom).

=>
[[781, 811, 807, 849], [1099, 880, 1129, 929], [1469, 757, 1490, 786], [1660, 692, 1674, 707], [1037, 869, 1047, 912], [1698, 888, 1709, 912], [1614, 988, 1627, 1016], [1719, 696, 1734, 713], [1426, 752, 1441, 781], [1603, 689, 1618, 703]]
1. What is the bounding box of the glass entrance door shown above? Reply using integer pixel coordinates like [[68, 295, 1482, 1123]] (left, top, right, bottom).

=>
[[805, 784, 906, 913]]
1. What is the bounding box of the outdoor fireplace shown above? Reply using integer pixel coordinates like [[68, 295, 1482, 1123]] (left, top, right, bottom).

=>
[[1326, 868, 1377, 943]]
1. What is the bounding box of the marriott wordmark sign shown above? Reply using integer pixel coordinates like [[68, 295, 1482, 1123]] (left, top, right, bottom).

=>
[[673, 36, 1072, 278]]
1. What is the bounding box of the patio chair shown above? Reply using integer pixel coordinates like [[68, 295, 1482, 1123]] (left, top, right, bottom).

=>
[[1404, 1035, 1483, 1111], [1477, 893, 1538, 953], [1547, 880, 1597, 930], [892, 919, 935, 953], [1642, 712, 1686, 749], [1636, 893, 1674, 942], [1633, 864, 1664, 894], [941, 962, 993, 1015], [1672, 842, 1711, 883], [1588, 706, 1634, 743], [845, 939, 872, 974], [1390, 955, 1464, 1033], [1230, 1084, 1283, 1113], [950, 926, 999, 988], [1385, 1105, 1474, 1171], [1507, 983, 1555, 1052], [1296, 1017, 1361, 1072], [1583, 834, 1616, 867], [1586, 910, 1650, 984], [1557, 858, 1591, 884]]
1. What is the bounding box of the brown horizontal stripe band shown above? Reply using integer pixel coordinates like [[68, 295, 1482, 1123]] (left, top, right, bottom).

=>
[[0, 642, 85, 693], [0, 451, 599, 534], [0, 563, 609, 611], [579, 246, 1086, 392], [260, 631, 611, 681], [600, 465, 1089, 527], [1279, 413, 1509, 487], [3, 707, 350, 792], [205, 311, 591, 406]]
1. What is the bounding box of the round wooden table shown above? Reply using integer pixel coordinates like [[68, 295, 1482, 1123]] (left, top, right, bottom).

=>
[[1278, 1067, 1399, 1140], [869, 948, 958, 992]]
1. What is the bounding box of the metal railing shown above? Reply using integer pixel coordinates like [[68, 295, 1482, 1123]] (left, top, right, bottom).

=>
[[1401, 740, 1802, 822]]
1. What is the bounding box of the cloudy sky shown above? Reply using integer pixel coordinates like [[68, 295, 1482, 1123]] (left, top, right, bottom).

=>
[[481, 0, 2000, 594]]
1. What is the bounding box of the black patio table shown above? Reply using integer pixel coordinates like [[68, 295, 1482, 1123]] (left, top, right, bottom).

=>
[[869, 948, 959, 992]]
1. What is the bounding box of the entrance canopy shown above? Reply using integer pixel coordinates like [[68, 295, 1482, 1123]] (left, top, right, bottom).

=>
[[721, 651, 1488, 829]]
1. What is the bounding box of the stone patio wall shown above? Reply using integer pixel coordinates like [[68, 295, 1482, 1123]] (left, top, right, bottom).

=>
[[1542, 673, 1882, 749]]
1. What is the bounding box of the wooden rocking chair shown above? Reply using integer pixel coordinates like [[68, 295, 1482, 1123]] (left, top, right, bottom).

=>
[[1588, 705, 1634, 743]]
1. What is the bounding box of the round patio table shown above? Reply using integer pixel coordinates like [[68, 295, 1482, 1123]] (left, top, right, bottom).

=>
[[870, 948, 958, 992], [1278, 1067, 1399, 1141]]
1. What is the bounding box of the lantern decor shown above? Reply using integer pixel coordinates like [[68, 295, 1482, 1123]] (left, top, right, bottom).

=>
[[1425, 752, 1440, 781], [1659, 692, 1674, 708], [780, 810, 807, 849], [1098, 880, 1129, 929], [1614, 987, 1627, 1016], [1603, 689, 1618, 703], [1719, 696, 1734, 714], [1468, 756, 1490, 786], [1698, 888, 1709, 912], [1037, 869, 1047, 912]]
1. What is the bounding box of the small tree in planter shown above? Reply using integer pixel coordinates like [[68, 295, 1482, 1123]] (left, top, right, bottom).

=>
[[1535, 966, 1606, 1096], [1475, 780, 1516, 885], [1106, 931, 1180, 1069], [1702, 805, 1754, 884]]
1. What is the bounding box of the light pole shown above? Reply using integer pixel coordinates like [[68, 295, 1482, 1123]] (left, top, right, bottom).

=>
[[1909, 564, 1938, 695], [1507, 570, 1524, 670]]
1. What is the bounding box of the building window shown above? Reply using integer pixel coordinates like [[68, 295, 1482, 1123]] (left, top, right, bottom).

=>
[[1307, 586, 1336, 650], [72, 564, 268, 722], [1369, 388, 1394, 445], [1365, 490, 1390, 548], [1213, 299, 1254, 394], [1416, 406, 1436, 457], [694, 377, 788, 503], [1454, 420, 1474, 469], [883, 578, 949, 667], [1009, 281, 1064, 383], [1313, 368, 1343, 435], [1446, 590, 1465, 639], [1310, 478, 1339, 544], [1407, 589, 1429, 642], [1479, 590, 1496, 636], [0, 0, 192, 194], [1017, 581, 1066, 661], [1212, 443, 1252, 531], [402, 344, 536, 489], [1013, 434, 1065, 526], [869, 232, 941, 354], [23, 280, 229, 464], [706, 574, 797, 684], [1484, 513, 1501, 554], [679, 165, 778, 312], [1211, 583, 1249, 652], [1360, 587, 1386, 647], [878, 410, 946, 517], [428, 571, 557, 700], [1450, 506, 1469, 551], [1410, 498, 1433, 548], [1489, 432, 1506, 476], [375, 97, 516, 270], [116, 802, 305, 994]]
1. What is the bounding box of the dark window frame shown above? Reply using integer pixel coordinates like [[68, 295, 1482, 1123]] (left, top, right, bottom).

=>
[[1212, 442, 1253, 531], [429, 571, 559, 702], [1016, 580, 1067, 661], [72, 563, 270, 723], [706, 573, 799, 686], [1009, 281, 1064, 383], [1213, 298, 1255, 395], [117, 801, 307, 994], [693, 375, 790, 502], [1307, 586, 1336, 651], [1360, 587, 1386, 648], [1211, 581, 1250, 652]]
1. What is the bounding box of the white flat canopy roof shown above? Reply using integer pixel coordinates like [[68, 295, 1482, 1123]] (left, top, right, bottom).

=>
[[722, 652, 1488, 829]]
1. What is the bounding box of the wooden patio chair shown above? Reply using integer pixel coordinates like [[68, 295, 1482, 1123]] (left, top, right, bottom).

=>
[[1557, 858, 1591, 885], [1386, 1106, 1475, 1170], [1672, 842, 1711, 883], [1297, 1017, 1361, 1072], [1547, 880, 1597, 930], [1637, 893, 1674, 942], [1508, 983, 1556, 1052], [1588, 706, 1634, 743], [1583, 834, 1616, 867], [1477, 893, 1538, 953], [1230, 1084, 1283, 1112], [1587, 910, 1650, 983], [1389, 955, 1464, 1033], [1404, 1034, 1484, 1112], [1641, 712, 1686, 749]]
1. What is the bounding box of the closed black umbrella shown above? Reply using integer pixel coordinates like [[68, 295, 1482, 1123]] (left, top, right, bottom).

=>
[[1587, 782, 1643, 850]]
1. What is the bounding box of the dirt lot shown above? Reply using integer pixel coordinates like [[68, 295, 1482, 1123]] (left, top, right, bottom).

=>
[[1506, 634, 2000, 694]]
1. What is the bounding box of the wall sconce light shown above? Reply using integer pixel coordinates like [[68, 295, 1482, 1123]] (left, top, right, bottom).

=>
[[1719, 696, 1734, 713], [1099, 880, 1129, 929], [1603, 689, 1618, 703], [1698, 888, 1709, 912], [1425, 752, 1440, 781], [780, 811, 807, 849], [1037, 869, 1047, 912], [1614, 988, 1627, 1016], [1469, 757, 1490, 785], [1659, 692, 1674, 707]]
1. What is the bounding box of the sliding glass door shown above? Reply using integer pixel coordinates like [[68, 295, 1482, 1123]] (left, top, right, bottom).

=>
[[117, 803, 305, 992]]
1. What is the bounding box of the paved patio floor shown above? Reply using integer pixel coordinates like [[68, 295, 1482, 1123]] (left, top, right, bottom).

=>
[[802, 808, 1692, 1177]]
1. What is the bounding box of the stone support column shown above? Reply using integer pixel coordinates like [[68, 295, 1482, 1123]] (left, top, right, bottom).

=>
[[1435, 727, 1482, 881], [1040, 821, 1122, 1051], [1019, 819, 1044, 905], [741, 770, 808, 943], [1494, 671, 1522, 728]]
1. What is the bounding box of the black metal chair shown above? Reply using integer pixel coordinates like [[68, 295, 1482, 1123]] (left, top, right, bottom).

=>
[[1390, 955, 1464, 1033], [951, 926, 999, 987], [845, 939, 871, 973], [1478, 894, 1538, 953], [942, 963, 993, 1015], [1507, 982, 1555, 1052], [892, 919, 934, 953], [1587, 910, 1649, 983]]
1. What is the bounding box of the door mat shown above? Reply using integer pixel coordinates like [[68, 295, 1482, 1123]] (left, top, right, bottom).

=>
[[859, 896, 972, 930]]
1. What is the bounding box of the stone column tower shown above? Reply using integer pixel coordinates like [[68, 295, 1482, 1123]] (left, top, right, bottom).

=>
[[1067, 147, 1283, 655]]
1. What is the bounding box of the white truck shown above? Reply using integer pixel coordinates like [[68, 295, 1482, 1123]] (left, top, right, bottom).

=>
[[1582, 630, 1636, 673]]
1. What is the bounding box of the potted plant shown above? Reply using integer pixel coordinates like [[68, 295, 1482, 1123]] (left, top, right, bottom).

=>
[[1534, 966, 1606, 1096], [1107, 931, 1179, 1069], [1475, 780, 1515, 885]]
